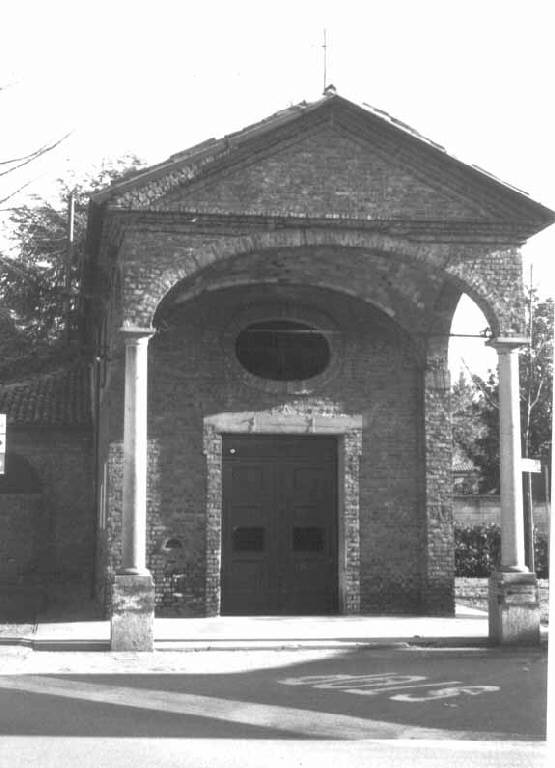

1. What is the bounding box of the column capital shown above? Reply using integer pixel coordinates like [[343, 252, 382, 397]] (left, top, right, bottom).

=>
[[119, 326, 155, 343], [487, 336, 529, 353]]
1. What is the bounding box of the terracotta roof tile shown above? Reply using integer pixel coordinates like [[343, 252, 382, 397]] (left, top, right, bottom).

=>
[[0, 364, 91, 426], [452, 445, 477, 473]]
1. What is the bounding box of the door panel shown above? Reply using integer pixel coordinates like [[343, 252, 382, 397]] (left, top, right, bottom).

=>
[[222, 464, 275, 614], [221, 435, 337, 615]]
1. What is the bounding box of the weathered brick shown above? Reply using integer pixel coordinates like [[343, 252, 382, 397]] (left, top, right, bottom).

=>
[[87, 95, 553, 618]]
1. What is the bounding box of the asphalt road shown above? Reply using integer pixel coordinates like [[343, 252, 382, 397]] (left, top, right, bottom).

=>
[[0, 646, 546, 740], [0, 645, 548, 767]]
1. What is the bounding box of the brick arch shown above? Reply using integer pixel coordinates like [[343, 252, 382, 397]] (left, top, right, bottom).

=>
[[151, 257, 434, 347], [156, 277, 422, 341], [444, 249, 526, 337], [447, 280, 503, 338], [122, 228, 506, 333]]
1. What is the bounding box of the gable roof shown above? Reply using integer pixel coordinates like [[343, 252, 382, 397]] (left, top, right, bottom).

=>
[[90, 91, 555, 238], [452, 445, 478, 474], [0, 363, 91, 427]]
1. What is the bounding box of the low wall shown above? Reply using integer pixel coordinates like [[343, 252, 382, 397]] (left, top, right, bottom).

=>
[[454, 495, 550, 536]]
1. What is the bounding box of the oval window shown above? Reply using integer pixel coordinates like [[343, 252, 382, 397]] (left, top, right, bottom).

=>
[[235, 320, 330, 381]]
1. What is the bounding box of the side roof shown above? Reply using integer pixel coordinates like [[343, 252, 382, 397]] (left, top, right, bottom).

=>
[[0, 363, 91, 427]]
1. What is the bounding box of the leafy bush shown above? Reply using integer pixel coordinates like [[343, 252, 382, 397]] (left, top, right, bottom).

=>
[[534, 534, 549, 579], [455, 524, 549, 578], [455, 523, 500, 576]]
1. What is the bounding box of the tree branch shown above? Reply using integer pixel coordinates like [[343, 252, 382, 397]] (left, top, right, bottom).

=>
[[0, 132, 72, 178], [0, 253, 36, 281], [461, 358, 499, 410], [0, 179, 34, 206], [528, 379, 544, 413]]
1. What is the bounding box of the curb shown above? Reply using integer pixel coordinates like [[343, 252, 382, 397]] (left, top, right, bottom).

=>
[[0, 636, 501, 653], [0, 636, 35, 647]]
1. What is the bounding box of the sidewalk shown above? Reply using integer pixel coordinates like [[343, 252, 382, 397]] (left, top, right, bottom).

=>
[[1, 603, 533, 652]]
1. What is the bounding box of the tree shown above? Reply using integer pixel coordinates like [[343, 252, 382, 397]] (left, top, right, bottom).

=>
[[0, 156, 144, 368], [465, 370, 502, 493], [451, 371, 487, 465], [453, 295, 553, 492], [522, 295, 553, 466]]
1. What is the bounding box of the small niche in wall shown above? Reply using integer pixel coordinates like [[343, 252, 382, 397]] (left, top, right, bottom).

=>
[[163, 537, 183, 551]]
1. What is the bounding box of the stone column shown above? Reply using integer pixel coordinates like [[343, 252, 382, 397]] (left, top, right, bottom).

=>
[[487, 337, 539, 644], [111, 327, 156, 651]]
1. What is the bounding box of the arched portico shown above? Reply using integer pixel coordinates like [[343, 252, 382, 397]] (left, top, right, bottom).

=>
[[86, 92, 553, 649], [112, 230, 488, 613], [111, 240, 535, 631]]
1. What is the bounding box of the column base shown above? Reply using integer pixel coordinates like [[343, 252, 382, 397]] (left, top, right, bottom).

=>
[[488, 571, 540, 645], [111, 573, 155, 651]]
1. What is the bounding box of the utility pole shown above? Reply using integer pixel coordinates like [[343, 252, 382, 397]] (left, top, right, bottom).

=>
[[65, 190, 75, 345], [523, 265, 535, 572], [0, 413, 6, 476]]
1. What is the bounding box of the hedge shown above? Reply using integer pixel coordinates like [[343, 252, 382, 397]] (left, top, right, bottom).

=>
[[454, 523, 549, 578]]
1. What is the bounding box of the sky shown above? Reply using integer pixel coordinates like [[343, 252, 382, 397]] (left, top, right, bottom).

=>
[[1, 0, 554, 377]]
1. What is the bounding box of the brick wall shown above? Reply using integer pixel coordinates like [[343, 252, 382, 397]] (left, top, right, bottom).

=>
[[0, 494, 44, 584], [422, 351, 454, 615], [454, 495, 550, 536], [104, 283, 431, 615], [115, 227, 524, 338], [151, 127, 490, 221], [99, 238, 526, 619], [92, 102, 532, 619], [4, 428, 95, 594]]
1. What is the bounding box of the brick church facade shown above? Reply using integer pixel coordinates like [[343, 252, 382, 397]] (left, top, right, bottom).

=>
[[2, 91, 553, 619]]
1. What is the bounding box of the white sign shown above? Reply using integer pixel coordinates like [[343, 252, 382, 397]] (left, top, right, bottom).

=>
[[522, 458, 541, 473]]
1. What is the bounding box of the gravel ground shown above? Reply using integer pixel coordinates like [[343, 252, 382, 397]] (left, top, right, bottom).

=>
[[0, 624, 34, 638]]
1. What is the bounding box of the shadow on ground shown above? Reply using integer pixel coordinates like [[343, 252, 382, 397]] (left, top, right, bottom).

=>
[[0, 646, 547, 741]]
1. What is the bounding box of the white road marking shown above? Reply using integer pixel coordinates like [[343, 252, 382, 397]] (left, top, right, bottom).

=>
[[280, 673, 500, 702], [391, 686, 500, 703], [282, 673, 427, 688], [0, 675, 505, 740]]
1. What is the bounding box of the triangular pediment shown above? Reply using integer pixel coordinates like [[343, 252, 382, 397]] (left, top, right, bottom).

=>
[[150, 124, 497, 221], [96, 94, 555, 237]]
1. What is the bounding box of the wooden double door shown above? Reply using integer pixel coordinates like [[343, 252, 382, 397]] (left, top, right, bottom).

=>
[[221, 435, 338, 615]]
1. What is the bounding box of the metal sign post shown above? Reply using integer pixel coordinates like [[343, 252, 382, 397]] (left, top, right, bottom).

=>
[[522, 457, 542, 573], [0, 413, 6, 475]]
